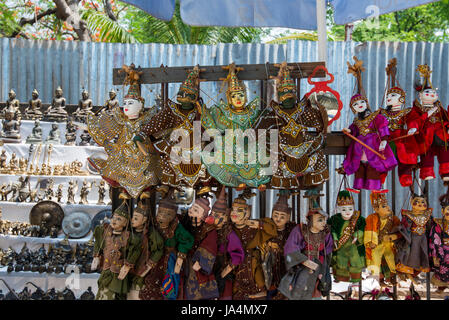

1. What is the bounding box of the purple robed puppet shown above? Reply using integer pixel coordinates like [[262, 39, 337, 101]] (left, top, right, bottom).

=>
[[279, 208, 333, 300]]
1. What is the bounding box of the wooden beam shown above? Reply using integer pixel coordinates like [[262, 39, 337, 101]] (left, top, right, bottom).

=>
[[113, 62, 326, 85]]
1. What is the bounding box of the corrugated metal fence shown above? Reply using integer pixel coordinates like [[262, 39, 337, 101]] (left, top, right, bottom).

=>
[[0, 38, 447, 219]]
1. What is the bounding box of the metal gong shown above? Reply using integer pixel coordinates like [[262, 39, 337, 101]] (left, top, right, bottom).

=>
[[90, 209, 112, 231], [29, 201, 64, 229], [62, 211, 92, 239]]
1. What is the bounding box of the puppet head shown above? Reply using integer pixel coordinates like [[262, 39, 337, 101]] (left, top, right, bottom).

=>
[[123, 84, 144, 120], [212, 187, 230, 229], [271, 193, 291, 231], [224, 63, 247, 112], [177, 66, 200, 108], [230, 195, 251, 226], [370, 193, 391, 219], [111, 201, 129, 232], [410, 193, 428, 215], [306, 208, 328, 233], [275, 62, 296, 106], [131, 202, 149, 231], [156, 191, 178, 229], [336, 190, 355, 221], [188, 197, 210, 227]]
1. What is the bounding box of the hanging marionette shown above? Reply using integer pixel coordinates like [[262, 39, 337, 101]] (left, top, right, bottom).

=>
[[132, 66, 211, 194], [381, 58, 421, 187], [200, 62, 271, 191], [87, 63, 159, 200], [428, 187, 449, 292], [395, 186, 433, 284], [91, 201, 143, 300], [364, 192, 402, 287], [328, 185, 366, 283], [210, 186, 244, 300], [263, 191, 296, 300], [407, 64, 449, 181], [280, 196, 333, 300], [182, 195, 219, 300], [230, 190, 277, 299], [138, 190, 194, 300], [339, 56, 397, 192], [254, 61, 331, 188], [127, 201, 164, 300]]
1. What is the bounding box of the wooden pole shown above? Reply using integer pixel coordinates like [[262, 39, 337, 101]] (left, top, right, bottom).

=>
[[343, 130, 386, 160]]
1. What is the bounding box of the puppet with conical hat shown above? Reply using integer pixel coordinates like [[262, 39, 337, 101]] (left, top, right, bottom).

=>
[[281, 202, 333, 300], [395, 189, 433, 283], [87, 63, 159, 199], [209, 187, 244, 300], [262, 191, 296, 300], [328, 190, 365, 283], [254, 61, 330, 188], [139, 190, 194, 300], [200, 62, 271, 190], [133, 65, 211, 192], [91, 201, 143, 300], [229, 192, 277, 300], [127, 201, 164, 300], [364, 192, 401, 285], [341, 56, 397, 192], [429, 187, 449, 290], [181, 196, 220, 300], [407, 64, 449, 181], [380, 58, 421, 187]]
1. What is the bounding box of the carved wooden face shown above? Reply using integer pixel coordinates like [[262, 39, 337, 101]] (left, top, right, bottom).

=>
[[377, 202, 392, 218], [131, 211, 147, 229], [230, 203, 250, 225], [351, 99, 368, 113], [271, 210, 290, 230], [230, 91, 247, 110], [337, 205, 355, 221], [442, 206, 449, 220], [212, 210, 228, 229], [411, 196, 428, 213], [123, 98, 143, 120], [188, 203, 206, 227], [310, 213, 327, 232], [386, 92, 403, 109], [420, 89, 438, 105], [156, 207, 176, 228], [110, 214, 128, 231]]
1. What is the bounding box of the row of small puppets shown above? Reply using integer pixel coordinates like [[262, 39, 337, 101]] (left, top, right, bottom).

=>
[[88, 185, 449, 300], [86, 61, 336, 200], [339, 57, 449, 192]]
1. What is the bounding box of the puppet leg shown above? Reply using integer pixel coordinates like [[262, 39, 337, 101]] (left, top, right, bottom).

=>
[[436, 145, 449, 180], [419, 147, 436, 180], [398, 163, 413, 187]]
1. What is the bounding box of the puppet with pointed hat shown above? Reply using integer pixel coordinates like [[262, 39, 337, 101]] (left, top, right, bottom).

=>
[[200, 62, 271, 190], [340, 56, 397, 192], [407, 64, 449, 181], [210, 186, 244, 300], [328, 190, 365, 283], [139, 189, 194, 300], [87, 63, 159, 199], [254, 61, 330, 188], [381, 58, 421, 187], [133, 65, 211, 193], [91, 200, 143, 300]]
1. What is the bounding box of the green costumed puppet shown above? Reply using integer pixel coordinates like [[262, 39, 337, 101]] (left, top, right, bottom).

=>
[[91, 201, 143, 300], [328, 190, 366, 282]]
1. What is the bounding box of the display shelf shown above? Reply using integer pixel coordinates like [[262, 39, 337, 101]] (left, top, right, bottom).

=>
[[0, 267, 99, 299], [0, 233, 93, 252]]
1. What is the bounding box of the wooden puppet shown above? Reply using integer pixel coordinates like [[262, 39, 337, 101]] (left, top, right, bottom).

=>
[[254, 62, 329, 188], [328, 190, 366, 283], [91, 201, 143, 300], [364, 192, 401, 286], [210, 187, 244, 300], [280, 207, 333, 300], [340, 57, 397, 191]]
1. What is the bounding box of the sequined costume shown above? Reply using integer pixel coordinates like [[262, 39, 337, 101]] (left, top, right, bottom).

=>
[[87, 106, 159, 198]]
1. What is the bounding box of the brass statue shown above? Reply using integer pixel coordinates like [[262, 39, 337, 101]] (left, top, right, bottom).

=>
[[104, 88, 119, 112], [78, 130, 92, 146], [8, 153, 18, 174], [26, 119, 43, 144], [67, 180, 78, 204], [5, 89, 20, 118], [65, 117, 77, 145], [56, 184, 63, 203], [96, 180, 106, 205], [45, 178, 55, 200], [79, 180, 93, 205], [0, 149, 7, 173], [45, 86, 68, 122], [24, 89, 43, 120], [74, 89, 93, 123], [1, 104, 22, 143], [53, 165, 63, 176], [45, 124, 61, 144]]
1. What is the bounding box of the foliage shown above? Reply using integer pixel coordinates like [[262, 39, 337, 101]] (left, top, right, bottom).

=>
[[0, 2, 20, 37]]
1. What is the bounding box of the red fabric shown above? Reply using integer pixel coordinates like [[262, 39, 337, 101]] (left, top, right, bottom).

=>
[[408, 100, 449, 155], [196, 229, 218, 285], [420, 144, 449, 179], [389, 125, 420, 164]]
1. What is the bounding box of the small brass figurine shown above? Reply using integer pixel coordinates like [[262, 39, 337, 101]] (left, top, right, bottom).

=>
[[56, 184, 63, 203], [74, 89, 93, 123], [53, 164, 63, 176], [96, 180, 106, 205], [1, 105, 22, 143], [5, 89, 20, 118], [79, 180, 93, 205], [65, 117, 77, 145], [104, 88, 119, 112], [26, 119, 43, 144], [61, 163, 71, 176], [45, 178, 55, 200], [70, 160, 89, 176], [45, 124, 61, 145], [8, 153, 18, 174], [78, 130, 92, 146], [0, 149, 7, 173], [24, 89, 43, 120], [0, 183, 8, 201], [45, 86, 68, 122], [67, 180, 78, 204]]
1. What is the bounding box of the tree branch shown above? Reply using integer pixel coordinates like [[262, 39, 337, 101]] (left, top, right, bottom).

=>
[[10, 8, 57, 37], [53, 0, 91, 41], [103, 0, 117, 21]]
